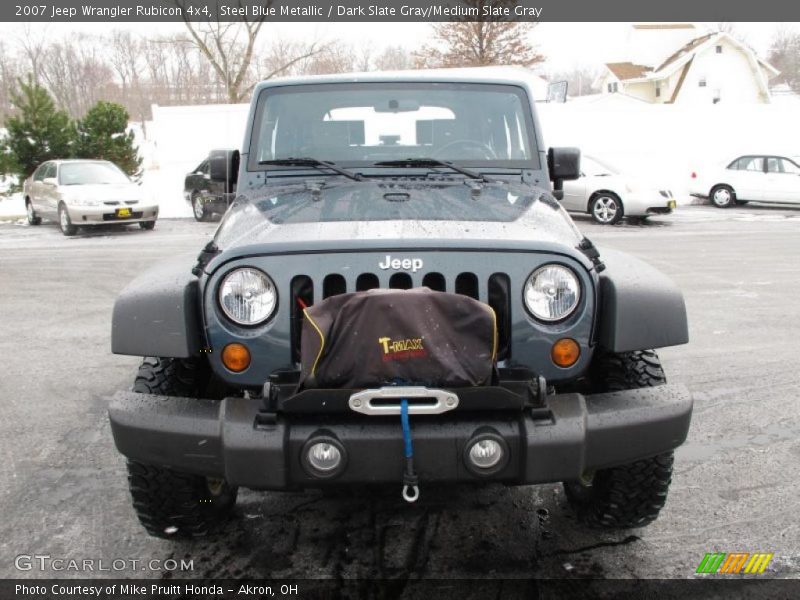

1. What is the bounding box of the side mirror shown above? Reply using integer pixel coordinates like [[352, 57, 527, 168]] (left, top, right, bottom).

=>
[[547, 147, 581, 200], [43, 177, 58, 186], [209, 149, 240, 194]]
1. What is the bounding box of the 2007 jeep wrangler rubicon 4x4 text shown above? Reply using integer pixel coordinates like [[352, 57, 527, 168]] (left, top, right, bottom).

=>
[[109, 68, 691, 538]]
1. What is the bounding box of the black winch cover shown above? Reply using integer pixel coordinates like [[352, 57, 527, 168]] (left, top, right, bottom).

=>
[[299, 287, 497, 389]]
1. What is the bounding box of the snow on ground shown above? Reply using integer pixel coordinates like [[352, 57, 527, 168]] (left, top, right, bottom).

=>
[[0, 193, 25, 220]]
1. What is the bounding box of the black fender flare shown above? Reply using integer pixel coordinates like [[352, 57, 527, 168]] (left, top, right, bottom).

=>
[[111, 256, 202, 358], [595, 248, 688, 352]]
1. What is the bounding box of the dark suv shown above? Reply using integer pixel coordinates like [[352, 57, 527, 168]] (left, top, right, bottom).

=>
[[184, 152, 237, 221], [110, 69, 692, 538]]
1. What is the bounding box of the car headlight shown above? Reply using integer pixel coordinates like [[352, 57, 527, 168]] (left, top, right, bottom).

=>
[[218, 267, 277, 326], [523, 264, 581, 322]]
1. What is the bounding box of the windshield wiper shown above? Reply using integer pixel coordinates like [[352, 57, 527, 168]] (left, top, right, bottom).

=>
[[258, 158, 363, 181], [373, 158, 491, 182]]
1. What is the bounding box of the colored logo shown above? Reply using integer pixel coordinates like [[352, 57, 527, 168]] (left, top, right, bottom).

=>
[[378, 336, 427, 362], [696, 552, 773, 574]]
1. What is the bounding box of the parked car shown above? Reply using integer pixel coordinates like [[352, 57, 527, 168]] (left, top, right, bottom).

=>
[[690, 154, 800, 208], [184, 151, 237, 221], [23, 159, 158, 236], [109, 69, 691, 539], [560, 155, 676, 224]]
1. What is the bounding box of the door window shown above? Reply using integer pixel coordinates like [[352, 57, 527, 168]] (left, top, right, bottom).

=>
[[729, 156, 764, 172], [767, 157, 800, 175]]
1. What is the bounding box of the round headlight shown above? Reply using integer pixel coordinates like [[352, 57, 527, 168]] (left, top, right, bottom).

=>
[[219, 267, 277, 326], [524, 264, 581, 322]]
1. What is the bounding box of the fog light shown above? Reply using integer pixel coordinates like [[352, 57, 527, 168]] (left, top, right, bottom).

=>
[[222, 343, 251, 372], [301, 436, 347, 479], [469, 439, 503, 469], [308, 443, 341, 472], [464, 432, 509, 476]]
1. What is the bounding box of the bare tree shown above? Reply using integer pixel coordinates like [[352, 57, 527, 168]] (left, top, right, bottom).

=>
[[40, 35, 118, 117], [0, 40, 20, 119], [769, 28, 800, 93], [547, 66, 601, 97], [15, 24, 49, 83], [414, 0, 544, 69], [374, 45, 414, 71], [172, 0, 326, 103], [109, 31, 150, 125]]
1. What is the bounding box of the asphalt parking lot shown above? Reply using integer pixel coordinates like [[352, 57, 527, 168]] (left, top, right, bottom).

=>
[[0, 204, 799, 587]]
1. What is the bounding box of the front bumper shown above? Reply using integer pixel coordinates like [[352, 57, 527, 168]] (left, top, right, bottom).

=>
[[109, 384, 692, 489], [67, 204, 159, 224], [623, 192, 676, 217]]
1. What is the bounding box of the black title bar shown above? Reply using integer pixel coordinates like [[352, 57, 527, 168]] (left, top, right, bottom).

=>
[[5, 0, 800, 22]]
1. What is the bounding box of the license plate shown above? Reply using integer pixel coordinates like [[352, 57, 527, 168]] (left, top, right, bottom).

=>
[[667, 200, 677, 209], [116, 208, 131, 218]]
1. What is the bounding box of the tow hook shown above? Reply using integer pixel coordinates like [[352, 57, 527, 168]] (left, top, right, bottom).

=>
[[400, 399, 419, 503]]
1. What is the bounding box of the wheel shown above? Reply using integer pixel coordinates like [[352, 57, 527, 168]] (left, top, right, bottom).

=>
[[590, 193, 623, 225], [25, 198, 41, 225], [139, 220, 156, 230], [564, 350, 675, 529], [192, 192, 209, 222], [58, 203, 77, 236], [126, 357, 237, 538], [710, 185, 735, 208]]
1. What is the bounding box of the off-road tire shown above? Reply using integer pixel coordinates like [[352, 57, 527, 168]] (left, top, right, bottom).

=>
[[127, 357, 237, 538], [564, 350, 675, 529], [25, 198, 41, 225], [127, 461, 237, 539]]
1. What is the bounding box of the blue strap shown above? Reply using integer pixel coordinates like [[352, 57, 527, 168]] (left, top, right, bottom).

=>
[[400, 399, 413, 458]]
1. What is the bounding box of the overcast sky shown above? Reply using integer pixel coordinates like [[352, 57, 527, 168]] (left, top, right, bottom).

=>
[[3, 21, 796, 73]]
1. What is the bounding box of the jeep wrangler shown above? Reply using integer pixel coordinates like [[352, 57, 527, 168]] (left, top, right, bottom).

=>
[[109, 69, 691, 538]]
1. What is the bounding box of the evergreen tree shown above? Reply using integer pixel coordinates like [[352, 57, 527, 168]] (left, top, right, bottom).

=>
[[76, 101, 141, 177], [5, 76, 75, 177]]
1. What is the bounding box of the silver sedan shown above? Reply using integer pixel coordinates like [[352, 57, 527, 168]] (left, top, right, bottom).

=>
[[23, 160, 158, 236]]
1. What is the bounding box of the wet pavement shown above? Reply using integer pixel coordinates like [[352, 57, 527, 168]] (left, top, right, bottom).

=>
[[0, 204, 798, 584]]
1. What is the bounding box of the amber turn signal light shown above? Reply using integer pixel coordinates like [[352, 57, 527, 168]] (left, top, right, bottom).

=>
[[551, 338, 580, 368], [222, 343, 251, 372]]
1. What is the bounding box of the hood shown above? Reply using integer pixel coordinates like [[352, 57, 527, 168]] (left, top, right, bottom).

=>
[[213, 179, 584, 253], [60, 183, 141, 201]]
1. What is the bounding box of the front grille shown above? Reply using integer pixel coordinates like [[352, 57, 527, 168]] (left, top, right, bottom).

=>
[[289, 271, 511, 364], [102, 211, 143, 221]]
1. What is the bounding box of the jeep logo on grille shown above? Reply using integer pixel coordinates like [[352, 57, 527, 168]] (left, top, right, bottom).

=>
[[378, 255, 424, 273]]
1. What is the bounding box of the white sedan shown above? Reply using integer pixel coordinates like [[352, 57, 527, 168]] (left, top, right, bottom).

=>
[[23, 159, 158, 236], [560, 156, 676, 225], [690, 154, 800, 208]]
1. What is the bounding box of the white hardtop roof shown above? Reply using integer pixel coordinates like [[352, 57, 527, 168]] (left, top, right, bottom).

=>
[[255, 66, 545, 91]]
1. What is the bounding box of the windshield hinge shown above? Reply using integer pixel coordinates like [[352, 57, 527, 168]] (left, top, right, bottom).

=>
[[578, 237, 605, 272], [192, 240, 220, 277]]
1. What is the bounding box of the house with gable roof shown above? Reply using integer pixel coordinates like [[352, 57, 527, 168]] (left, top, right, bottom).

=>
[[597, 24, 780, 104]]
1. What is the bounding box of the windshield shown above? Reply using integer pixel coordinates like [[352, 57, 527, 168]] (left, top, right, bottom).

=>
[[59, 162, 130, 185], [249, 82, 538, 171]]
